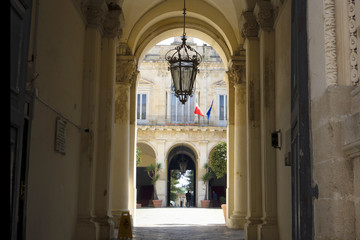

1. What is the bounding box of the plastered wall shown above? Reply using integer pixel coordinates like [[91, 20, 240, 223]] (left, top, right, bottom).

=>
[[26, 0, 85, 239], [274, 1, 292, 239]]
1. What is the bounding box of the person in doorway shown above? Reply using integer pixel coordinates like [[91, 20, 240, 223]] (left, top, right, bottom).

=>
[[186, 191, 192, 207], [212, 190, 218, 207]]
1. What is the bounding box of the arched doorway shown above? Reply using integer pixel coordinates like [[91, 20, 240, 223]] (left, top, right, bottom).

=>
[[136, 142, 157, 207], [167, 145, 197, 207]]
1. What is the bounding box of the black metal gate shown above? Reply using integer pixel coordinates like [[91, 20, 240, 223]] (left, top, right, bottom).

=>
[[291, 1, 314, 239]]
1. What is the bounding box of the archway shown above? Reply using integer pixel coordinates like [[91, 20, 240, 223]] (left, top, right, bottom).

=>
[[167, 144, 197, 207], [136, 142, 157, 207], [208, 144, 227, 208]]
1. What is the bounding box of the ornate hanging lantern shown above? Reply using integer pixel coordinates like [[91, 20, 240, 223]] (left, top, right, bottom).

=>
[[165, 0, 202, 104], [178, 155, 188, 174]]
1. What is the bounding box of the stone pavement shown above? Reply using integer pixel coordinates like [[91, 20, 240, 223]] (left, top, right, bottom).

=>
[[113, 207, 245, 239]]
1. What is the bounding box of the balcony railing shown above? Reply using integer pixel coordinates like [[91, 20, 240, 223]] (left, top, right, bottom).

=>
[[136, 115, 227, 127]]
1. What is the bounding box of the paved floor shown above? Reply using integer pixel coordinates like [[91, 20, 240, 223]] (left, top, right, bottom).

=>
[[113, 207, 244, 239]]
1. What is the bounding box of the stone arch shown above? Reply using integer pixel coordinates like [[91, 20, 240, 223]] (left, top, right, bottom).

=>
[[166, 143, 199, 207], [136, 141, 157, 167], [136, 141, 158, 207], [126, 0, 241, 58], [166, 142, 199, 164]]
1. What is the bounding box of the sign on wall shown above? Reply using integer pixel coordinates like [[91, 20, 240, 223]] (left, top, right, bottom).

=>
[[55, 118, 66, 155]]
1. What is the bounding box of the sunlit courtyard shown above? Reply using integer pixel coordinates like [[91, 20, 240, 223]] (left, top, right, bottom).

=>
[[114, 208, 244, 240]]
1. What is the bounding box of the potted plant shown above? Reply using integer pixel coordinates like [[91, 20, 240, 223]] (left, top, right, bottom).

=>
[[220, 196, 226, 222], [201, 163, 213, 208], [146, 163, 162, 207]]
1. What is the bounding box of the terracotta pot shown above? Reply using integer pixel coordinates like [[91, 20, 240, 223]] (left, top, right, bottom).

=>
[[136, 203, 142, 208], [200, 200, 210, 208], [221, 204, 227, 222], [152, 199, 162, 208]]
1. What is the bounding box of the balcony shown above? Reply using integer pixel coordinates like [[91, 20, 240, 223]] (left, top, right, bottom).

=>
[[136, 115, 227, 127]]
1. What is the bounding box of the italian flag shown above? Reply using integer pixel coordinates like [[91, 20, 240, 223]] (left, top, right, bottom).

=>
[[194, 97, 204, 116]]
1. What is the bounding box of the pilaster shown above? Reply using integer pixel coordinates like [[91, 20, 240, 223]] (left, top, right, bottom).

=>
[[255, 2, 280, 239], [240, 10, 263, 240], [92, 36, 117, 239], [129, 74, 139, 221], [227, 56, 247, 229], [74, 23, 102, 240], [111, 51, 137, 227]]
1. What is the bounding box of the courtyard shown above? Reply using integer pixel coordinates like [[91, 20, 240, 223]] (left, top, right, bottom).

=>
[[114, 208, 245, 239]]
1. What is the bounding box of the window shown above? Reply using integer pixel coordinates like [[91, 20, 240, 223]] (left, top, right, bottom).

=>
[[219, 94, 227, 121], [137, 94, 147, 120], [170, 93, 195, 123]]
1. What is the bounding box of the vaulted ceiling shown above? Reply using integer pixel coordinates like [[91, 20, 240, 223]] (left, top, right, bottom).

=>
[[119, 0, 258, 65]]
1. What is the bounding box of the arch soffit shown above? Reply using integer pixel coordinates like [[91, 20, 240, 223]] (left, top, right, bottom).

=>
[[137, 141, 157, 159], [127, 0, 240, 61], [166, 142, 200, 165], [135, 19, 231, 68]]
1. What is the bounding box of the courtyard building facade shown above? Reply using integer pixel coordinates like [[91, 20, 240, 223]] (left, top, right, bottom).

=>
[[10, 0, 360, 240]]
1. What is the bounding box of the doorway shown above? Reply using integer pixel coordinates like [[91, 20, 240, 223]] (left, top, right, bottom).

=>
[[167, 145, 197, 207]]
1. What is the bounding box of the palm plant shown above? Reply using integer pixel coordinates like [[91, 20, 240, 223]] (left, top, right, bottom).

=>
[[146, 163, 162, 200]]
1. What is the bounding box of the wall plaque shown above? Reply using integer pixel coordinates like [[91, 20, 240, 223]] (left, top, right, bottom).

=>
[[55, 118, 66, 155]]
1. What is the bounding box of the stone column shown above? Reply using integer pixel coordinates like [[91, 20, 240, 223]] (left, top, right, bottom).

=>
[[226, 72, 235, 225], [111, 55, 137, 227], [129, 71, 139, 221], [93, 35, 117, 240], [227, 57, 247, 229], [254, 2, 279, 239], [155, 139, 167, 206], [75, 3, 105, 238], [240, 11, 263, 239]]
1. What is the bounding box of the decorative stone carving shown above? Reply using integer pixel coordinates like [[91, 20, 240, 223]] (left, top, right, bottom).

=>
[[323, 0, 338, 85], [116, 56, 137, 85], [348, 0, 359, 85], [254, 1, 274, 31], [86, 3, 107, 28], [240, 11, 259, 39], [103, 2, 124, 38], [114, 83, 130, 124], [227, 57, 246, 85]]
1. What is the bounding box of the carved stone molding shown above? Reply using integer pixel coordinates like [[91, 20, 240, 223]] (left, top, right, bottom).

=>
[[323, 0, 338, 85], [74, 1, 124, 38], [114, 83, 130, 124], [86, 2, 107, 28], [254, 1, 274, 32], [240, 11, 259, 39], [348, 0, 359, 85], [227, 56, 246, 85], [103, 3, 124, 38], [116, 56, 137, 85]]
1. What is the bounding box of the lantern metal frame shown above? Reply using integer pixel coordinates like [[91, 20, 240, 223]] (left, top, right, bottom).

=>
[[165, 0, 202, 104]]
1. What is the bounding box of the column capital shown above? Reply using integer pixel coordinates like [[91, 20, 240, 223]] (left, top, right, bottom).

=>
[[227, 56, 246, 85], [85, 2, 107, 29], [103, 3, 125, 38], [116, 55, 138, 85], [254, 1, 274, 32], [83, 2, 124, 38], [240, 11, 259, 39]]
